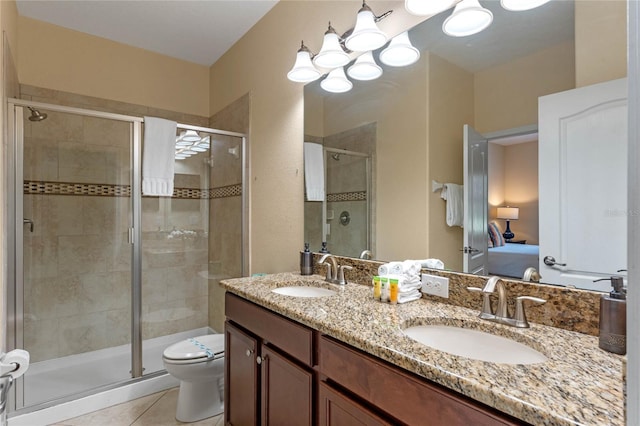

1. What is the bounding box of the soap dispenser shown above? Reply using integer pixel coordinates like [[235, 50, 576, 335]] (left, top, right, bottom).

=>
[[594, 276, 626, 355], [300, 243, 313, 276]]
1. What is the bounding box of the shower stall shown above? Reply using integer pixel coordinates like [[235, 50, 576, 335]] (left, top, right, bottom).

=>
[[5, 100, 247, 417]]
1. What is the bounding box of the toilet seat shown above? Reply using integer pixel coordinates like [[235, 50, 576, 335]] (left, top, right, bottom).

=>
[[163, 334, 225, 365]]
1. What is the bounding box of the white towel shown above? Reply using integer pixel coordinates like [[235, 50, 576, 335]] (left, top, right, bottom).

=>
[[440, 183, 464, 227], [304, 142, 325, 201], [142, 117, 177, 196], [414, 258, 445, 270], [398, 290, 422, 304], [378, 262, 403, 276]]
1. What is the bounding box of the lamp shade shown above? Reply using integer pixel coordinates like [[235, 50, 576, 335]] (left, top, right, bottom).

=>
[[320, 67, 353, 93], [443, 0, 493, 37], [347, 51, 383, 80], [314, 26, 350, 69], [497, 206, 519, 220], [500, 0, 551, 11], [379, 31, 420, 67], [287, 42, 321, 83], [345, 5, 388, 52], [405, 0, 457, 16]]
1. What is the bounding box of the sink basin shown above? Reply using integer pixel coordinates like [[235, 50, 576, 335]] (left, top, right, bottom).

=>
[[403, 325, 547, 365], [272, 286, 336, 298]]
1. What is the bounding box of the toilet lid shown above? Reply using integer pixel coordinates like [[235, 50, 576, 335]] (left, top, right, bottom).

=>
[[163, 334, 224, 361]]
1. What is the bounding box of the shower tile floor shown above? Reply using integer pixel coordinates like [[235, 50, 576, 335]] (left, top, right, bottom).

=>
[[52, 387, 223, 426]]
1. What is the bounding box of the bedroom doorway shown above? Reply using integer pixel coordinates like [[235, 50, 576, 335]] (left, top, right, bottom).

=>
[[463, 124, 540, 278]]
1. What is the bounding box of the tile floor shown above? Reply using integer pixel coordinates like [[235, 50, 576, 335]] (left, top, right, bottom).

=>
[[52, 388, 223, 426]]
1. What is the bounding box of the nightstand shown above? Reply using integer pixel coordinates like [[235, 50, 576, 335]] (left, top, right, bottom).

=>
[[506, 239, 526, 244]]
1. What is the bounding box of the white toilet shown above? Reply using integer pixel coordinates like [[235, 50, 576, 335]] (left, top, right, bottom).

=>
[[162, 334, 225, 423]]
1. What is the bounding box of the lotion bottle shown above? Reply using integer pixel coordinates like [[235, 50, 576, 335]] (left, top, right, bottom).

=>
[[594, 276, 626, 355]]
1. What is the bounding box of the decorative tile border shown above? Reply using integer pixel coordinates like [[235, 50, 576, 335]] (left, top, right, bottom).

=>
[[324, 191, 367, 202], [24, 180, 241, 200]]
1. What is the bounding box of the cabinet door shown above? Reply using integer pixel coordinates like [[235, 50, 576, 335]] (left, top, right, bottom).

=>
[[261, 345, 312, 426], [318, 382, 392, 426], [225, 321, 259, 426]]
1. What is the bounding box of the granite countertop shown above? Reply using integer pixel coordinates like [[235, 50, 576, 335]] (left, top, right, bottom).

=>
[[220, 272, 624, 426]]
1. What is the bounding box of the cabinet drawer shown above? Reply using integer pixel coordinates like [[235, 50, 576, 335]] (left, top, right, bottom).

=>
[[225, 292, 314, 366], [319, 335, 525, 426]]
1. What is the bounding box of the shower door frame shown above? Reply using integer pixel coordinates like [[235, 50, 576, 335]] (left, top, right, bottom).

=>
[[6, 99, 249, 413]]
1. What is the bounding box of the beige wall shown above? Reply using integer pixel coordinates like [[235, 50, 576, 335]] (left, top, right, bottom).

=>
[[18, 17, 209, 117], [575, 0, 627, 87], [427, 53, 473, 271], [474, 41, 576, 134]]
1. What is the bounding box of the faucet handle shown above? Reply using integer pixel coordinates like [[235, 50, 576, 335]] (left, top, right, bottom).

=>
[[514, 296, 546, 328], [337, 265, 353, 285], [467, 287, 494, 318]]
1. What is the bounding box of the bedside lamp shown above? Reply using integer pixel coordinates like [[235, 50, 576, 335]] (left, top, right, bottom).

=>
[[497, 206, 519, 241]]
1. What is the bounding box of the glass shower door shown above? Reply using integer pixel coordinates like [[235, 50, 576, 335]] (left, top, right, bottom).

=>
[[16, 105, 134, 408]]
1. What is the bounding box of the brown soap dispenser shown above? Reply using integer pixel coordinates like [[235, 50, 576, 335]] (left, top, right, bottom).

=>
[[594, 276, 626, 355]]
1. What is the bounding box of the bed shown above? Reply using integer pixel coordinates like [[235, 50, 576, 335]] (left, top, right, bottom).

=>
[[488, 243, 539, 279]]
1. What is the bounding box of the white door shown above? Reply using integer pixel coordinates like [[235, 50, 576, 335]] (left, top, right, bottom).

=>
[[463, 125, 489, 275], [539, 78, 627, 290]]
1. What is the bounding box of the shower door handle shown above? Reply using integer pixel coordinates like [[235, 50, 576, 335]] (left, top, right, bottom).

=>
[[23, 219, 34, 233]]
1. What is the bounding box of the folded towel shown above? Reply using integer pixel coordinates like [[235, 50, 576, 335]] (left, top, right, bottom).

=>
[[401, 260, 422, 276], [398, 290, 422, 304], [378, 262, 403, 276], [413, 258, 445, 270], [304, 142, 325, 201], [142, 117, 177, 196], [440, 183, 464, 227], [380, 274, 421, 291]]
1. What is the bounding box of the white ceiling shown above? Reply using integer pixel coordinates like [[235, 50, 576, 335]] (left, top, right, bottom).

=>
[[16, 0, 279, 66]]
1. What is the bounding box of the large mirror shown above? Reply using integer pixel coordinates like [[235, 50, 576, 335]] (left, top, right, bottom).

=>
[[304, 0, 628, 291]]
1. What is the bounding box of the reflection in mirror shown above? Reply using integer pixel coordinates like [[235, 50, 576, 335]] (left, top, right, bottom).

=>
[[304, 0, 628, 290]]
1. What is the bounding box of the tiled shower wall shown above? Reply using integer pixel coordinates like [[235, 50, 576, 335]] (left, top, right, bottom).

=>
[[304, 123, 376, 257], [19, 85, 244, 362]]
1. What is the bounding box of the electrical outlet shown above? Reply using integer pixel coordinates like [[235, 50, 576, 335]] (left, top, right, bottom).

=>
[[421, 273, 449, 298]]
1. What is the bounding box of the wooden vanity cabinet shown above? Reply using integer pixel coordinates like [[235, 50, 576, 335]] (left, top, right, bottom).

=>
[[224, 293, 314, 426]]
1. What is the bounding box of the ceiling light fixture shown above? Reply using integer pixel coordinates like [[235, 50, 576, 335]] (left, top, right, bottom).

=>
[[347, 51, 383, 81], [500, 0, 551, 11], [320, 67, 353, 93], [287, 41, 321, 83], [443, 0, 493, 37], [345, 1, 391, 52], [181, 130, 201, 142], [313, 24, 351, 69], [404, 0, 457, 16], [379, 31, 420, 67]]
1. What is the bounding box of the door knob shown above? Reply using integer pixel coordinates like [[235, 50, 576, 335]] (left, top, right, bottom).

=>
[[543, 256, 566, 267]]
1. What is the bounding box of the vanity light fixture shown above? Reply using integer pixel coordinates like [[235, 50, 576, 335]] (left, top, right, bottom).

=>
[[347, 51, 383, 81], [344, 1, 391, 52], [404, 0, 457, 16], [443, 0, 493, 37], [287, 41, 321, 83], [320, 67, 353, 93], [500, 0, 551, 11], [313, 24, 351, 69], [379, 31, 420, 67], [181, 130, 201, 142]]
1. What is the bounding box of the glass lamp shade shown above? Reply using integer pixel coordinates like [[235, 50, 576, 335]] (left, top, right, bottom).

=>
[[345, 7, 388, 52], [347, 51, 383, 81], [313, 30, 350, 69], [287, 45, 321, 83], [443, 0, 493, 37], [500, 0, 551, 11], [405, 0, 457, 16], [320, 67, 353, 93], [181, 130, 201, 142], [379, 32, 420, 67]]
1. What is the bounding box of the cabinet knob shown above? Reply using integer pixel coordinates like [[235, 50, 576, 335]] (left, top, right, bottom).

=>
[[256, 356, 262, 365], [245, 349, 253, 357]]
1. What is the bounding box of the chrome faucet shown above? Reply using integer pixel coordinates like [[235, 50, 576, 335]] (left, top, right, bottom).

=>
[[467, 276, 546, 328], [318, 254, 352, 285], [359, 250, 373, 259]]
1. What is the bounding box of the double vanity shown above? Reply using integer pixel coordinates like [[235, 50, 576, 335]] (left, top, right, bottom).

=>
[[220, 271, 624, 425]]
